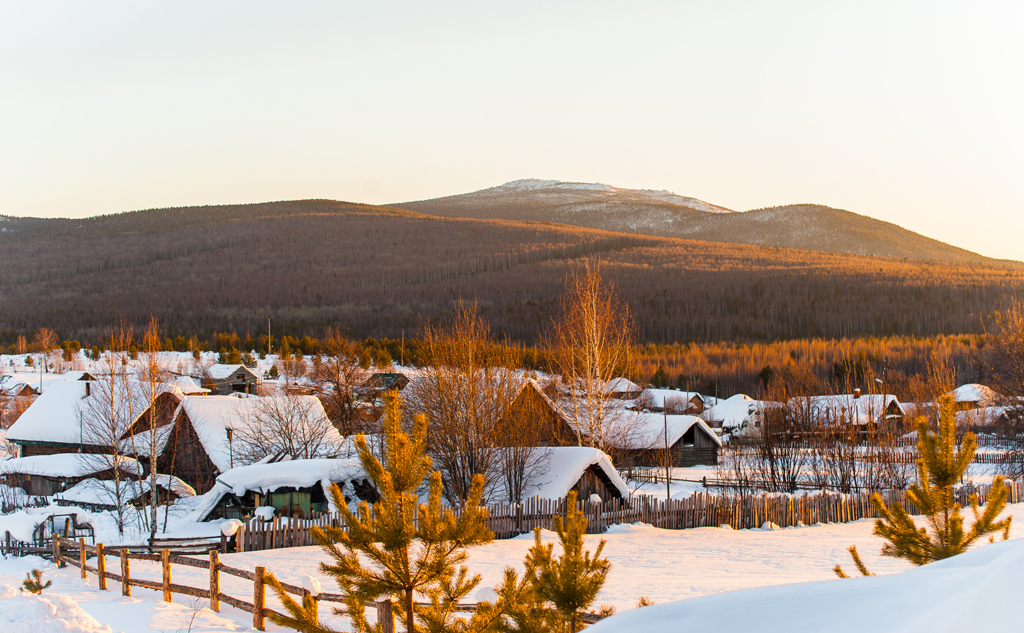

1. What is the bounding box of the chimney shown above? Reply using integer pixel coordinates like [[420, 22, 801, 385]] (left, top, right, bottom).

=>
[[853, 388, 861, 399], [85, 382, 91, 398]]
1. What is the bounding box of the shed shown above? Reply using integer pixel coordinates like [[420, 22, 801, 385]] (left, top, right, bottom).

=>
[[189, 458, 373, 522], [517, 447, 629, 502]]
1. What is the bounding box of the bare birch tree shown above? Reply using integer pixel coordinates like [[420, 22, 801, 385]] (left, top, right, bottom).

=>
[[547, 260, 634, 451], [404, 303, 526, 506], [77, 326, 142, 535], [230, 395, 339, 465], [984, 300, 1024, 478]]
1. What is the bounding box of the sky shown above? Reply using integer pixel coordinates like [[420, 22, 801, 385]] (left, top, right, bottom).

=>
[[2, 1, 1022, 260]]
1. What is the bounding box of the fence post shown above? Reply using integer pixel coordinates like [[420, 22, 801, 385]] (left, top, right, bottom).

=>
[[161, 549, 172, 602], [303, 588, 317, 622], [79, 538, 88, 579], [52, 536, 61, 568], [377, 599, 394, 633], [97, 543, 107, 591], [237, 525, 245, 553], [209, 550, 220, 613], [253, 566, 266, 631], [121, 548, 131, 597]]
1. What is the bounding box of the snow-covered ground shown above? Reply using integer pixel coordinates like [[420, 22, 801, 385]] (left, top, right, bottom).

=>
[[1, 502, 1019, 631]]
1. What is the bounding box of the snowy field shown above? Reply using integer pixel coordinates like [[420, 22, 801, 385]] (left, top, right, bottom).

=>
[[1, 502, 1020, 632]]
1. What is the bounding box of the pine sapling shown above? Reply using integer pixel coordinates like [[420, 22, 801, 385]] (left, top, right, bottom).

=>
[[528, 491, 611, 633], [833, 545, 874, 578], [871, 396, 1012, 565], [266, 393, 500, 633], [22, 569, 52, 594]]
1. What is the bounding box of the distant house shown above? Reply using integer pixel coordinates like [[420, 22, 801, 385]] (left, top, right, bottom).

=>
[[0, 376, 37, 399], [165, 375, 211, 396], [0, 453, 142, 496], [138, 394, 343, 494], [634, 389, 709, 415], [502, 380, 579, 447], [704, 393, 779, 431], [200, 365, 260, 395], [190, 458, 374, 522], [5, 379, 184, 457], [790, 392, 906, 432], [54, 475, 195, 513], [605, 378, 643, 400], [361, 372, 410, 394], [608, 412, 722, 468], [515, 446, 630, 502], [946, 384, 999, 412]]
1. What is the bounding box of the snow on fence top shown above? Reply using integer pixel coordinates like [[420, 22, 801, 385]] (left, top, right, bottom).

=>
[[0, 453, 143, 478]]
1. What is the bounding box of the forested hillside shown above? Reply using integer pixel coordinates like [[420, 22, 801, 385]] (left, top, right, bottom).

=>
[[0, 199, 1021, 345], [397, 180, 996, 263]]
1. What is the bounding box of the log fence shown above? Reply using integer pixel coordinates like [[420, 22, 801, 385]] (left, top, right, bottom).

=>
[[53, 538, 603, 631]]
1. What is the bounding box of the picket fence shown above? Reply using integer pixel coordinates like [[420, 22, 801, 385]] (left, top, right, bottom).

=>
[[228, 479, 1023, 552]]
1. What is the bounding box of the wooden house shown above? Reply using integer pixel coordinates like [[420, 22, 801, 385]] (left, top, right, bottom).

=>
[[0, 453, 143, 497], [502, 380, 579, 447], [635, 388, 709, 415], [191, 458, 374, 522], [608, 412, 722, 468], [5, 379, 184, 458], [946, 384, 999, 412], [516, 447, 629, 502], [200, 364, 260, 395]]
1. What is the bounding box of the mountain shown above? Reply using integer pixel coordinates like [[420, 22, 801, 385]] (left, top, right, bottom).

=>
[[1, 199, 1022, 346], [395, 180, 993, 264]]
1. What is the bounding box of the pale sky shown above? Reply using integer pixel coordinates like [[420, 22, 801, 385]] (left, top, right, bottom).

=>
[[2, 1, 1022, 260]]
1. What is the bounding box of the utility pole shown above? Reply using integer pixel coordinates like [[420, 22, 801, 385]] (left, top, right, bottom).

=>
[[664, 408, 671, 501], [267, 318, 271, 358]]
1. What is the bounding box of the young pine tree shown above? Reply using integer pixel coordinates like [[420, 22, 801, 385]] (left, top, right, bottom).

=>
[[526, 491, 611, 633], [21, 569, 52, 594], [267, 393, 500, 633], [871, 395, 1012, 565]]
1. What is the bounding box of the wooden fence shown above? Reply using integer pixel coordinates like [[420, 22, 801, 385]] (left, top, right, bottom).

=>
[[221, 479, 1023, 549], [54, 538, 603, 631]]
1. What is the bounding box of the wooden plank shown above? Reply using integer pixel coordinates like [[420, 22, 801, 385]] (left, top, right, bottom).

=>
[[169, 583, 210, 599], [129, 578, 164, 591], [218, 593, 254, 613], [219, 564, 256, 581], [80, 539, 88, 580], [167, 554, 211, 570]]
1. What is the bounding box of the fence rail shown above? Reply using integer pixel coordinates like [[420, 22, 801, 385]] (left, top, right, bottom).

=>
[[55, 539, 604, 631]]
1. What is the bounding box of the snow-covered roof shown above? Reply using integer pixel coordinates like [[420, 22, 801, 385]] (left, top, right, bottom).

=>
[[0, 453, 142, 478], [704, 394, 769, 429], [947, 384, 999, 406], [54, 474, 195, 506], [608, 412, 722, 450], [166, 375, 210, 395], [189, 458, 367, 521], [206, 364, 256, 380], [520, 447, 630, 501], [789, 394, 904, 425], [955, 406, 1012, 426], [606, 378, 642, 395], [179, 394, 340, 471], [635, 389, 708, 410], [0, 375, 34, 397], [5, 379, 184, 447]]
